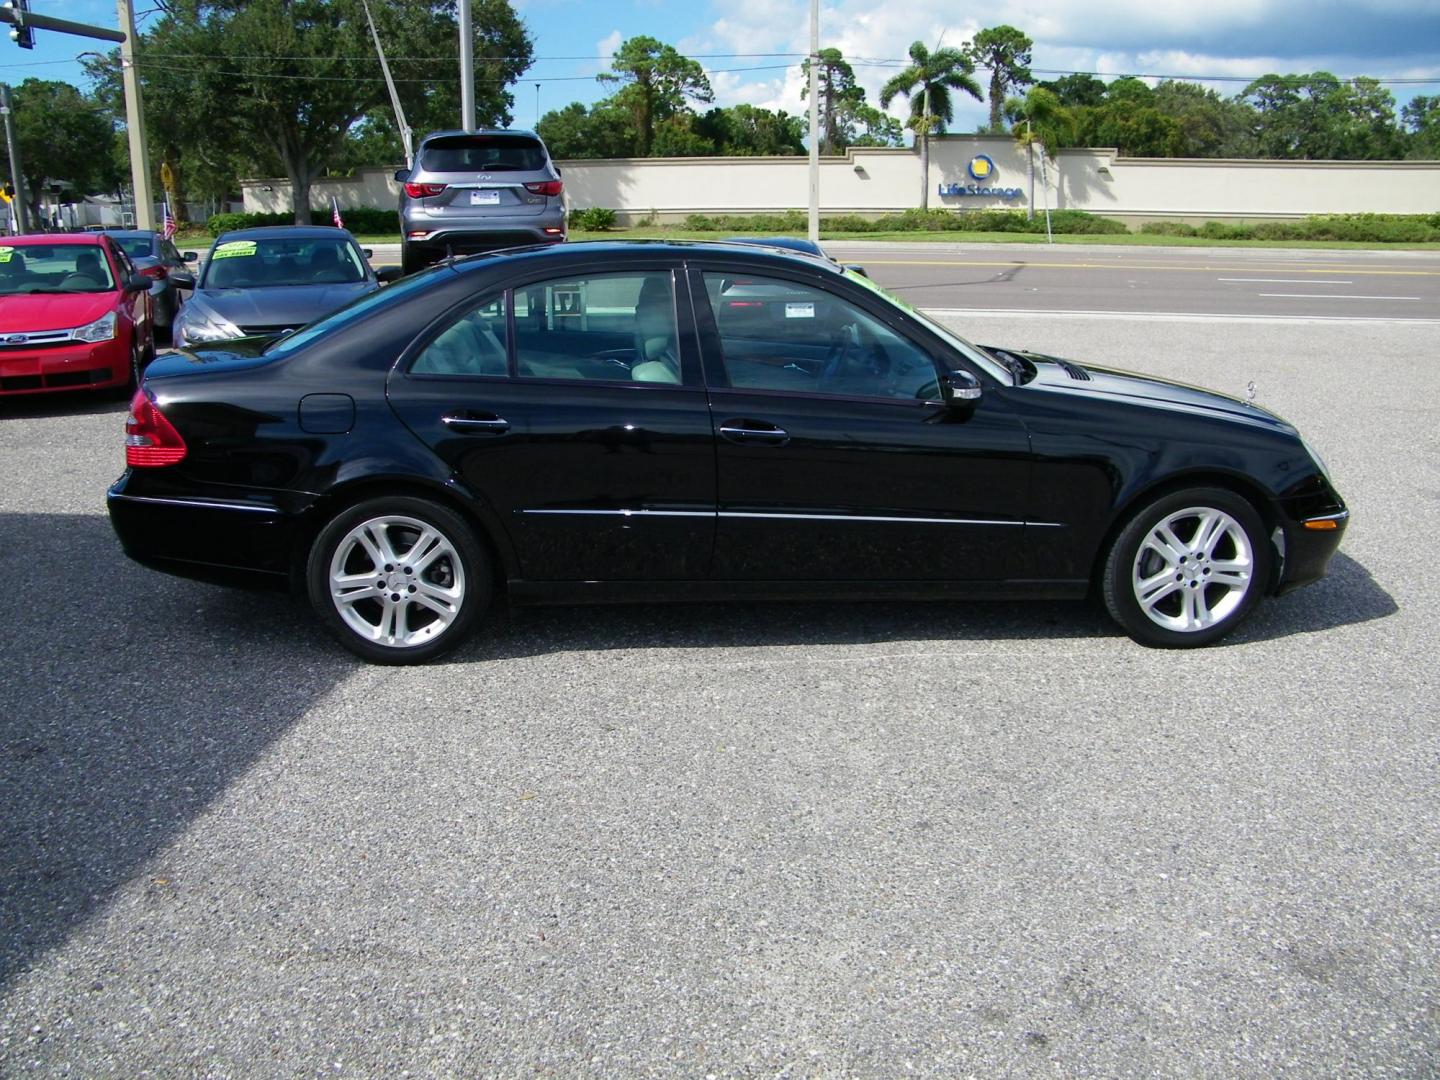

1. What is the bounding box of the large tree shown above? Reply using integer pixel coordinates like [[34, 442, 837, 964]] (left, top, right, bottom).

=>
[[1241, 72, 1404, 160], [1402, 95, 1440, 159], [879, 41, 982, 209], [801, 48, 863, 155], [967, 25, 1034, 131], [98, 0, 533, 224], [9, 79, 122, 225], [596, 36, 714, 156]]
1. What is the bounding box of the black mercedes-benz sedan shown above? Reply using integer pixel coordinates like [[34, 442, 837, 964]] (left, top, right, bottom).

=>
[[108, 241, 1348, 663]]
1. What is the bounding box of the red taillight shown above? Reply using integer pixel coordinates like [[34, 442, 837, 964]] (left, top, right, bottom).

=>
[[125, 389, 187, 467], [524, 179, 563, 197], [140, 264, 168, 280], [403, 182, 447, 198]]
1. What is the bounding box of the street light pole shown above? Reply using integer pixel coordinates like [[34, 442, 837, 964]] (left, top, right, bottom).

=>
[[458, 0, 475, 132], [116, 0, 154, 229], [806, 0, 818, 243], [0, 83, 30, 233]]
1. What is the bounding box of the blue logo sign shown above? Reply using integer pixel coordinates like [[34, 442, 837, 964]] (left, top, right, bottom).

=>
[[968, 155, 997, 181]]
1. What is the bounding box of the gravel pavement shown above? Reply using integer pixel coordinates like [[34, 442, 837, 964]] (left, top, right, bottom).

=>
[[0, 311, 1436, 1077]]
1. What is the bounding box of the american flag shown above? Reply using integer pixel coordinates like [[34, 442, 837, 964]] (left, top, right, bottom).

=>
[[331, 196, 344, 230], [162, 200, 177, 239]]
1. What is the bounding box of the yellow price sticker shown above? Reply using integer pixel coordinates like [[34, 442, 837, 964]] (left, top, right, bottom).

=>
[[0, 247, 13, 264], [211, 240, 258, 260]]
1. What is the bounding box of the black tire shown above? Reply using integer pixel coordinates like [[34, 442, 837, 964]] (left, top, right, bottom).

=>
[[306, 496, 491, 664], [401, 242, 432, 276], [1102, 487, 1271, 648]]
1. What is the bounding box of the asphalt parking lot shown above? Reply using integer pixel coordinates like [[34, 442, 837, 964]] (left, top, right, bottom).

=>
[[1, 301, 1436, 1075]]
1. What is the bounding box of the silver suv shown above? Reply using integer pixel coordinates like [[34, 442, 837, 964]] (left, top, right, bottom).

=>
[[395, 129, 566, 274]]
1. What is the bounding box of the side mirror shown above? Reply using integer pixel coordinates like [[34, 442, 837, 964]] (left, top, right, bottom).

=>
[[942, 369, 982, 405], [375, 265, 404, 284], [182, 251, 198, 262], [362, 247, 373, 258], [843, 263, 869, 277], [124, 274, 149, 293], [170, 270, 195, 289], [393, 168, 409, 183]]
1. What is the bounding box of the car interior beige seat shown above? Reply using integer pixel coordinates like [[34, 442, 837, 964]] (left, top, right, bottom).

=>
[[630, 275, 680, 384]]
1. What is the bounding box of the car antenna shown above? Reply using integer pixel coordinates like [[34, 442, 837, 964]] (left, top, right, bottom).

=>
[[444, 243, 455, 267]]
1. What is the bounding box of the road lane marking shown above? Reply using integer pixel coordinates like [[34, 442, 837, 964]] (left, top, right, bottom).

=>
[[1257, 293, 1421, 300], [859, 258, 1440, 277], [1217, 277, 1353, 284], [921, 307, 1440, 325]]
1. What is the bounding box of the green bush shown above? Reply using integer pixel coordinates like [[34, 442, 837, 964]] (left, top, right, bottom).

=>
[[1140, 221, 1198, 237], [569, 207, 617, 231], [1140, 214, 1440, 243], [205, 207, 398, 236]]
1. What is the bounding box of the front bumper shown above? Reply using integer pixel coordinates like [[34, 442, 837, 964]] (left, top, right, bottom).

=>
[[1275, 508, 1349, 595], [0, 338, 128, 396]]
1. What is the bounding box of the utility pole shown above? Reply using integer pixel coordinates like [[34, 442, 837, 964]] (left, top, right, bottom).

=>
[[116, 0, 154, 229], [806, 0, 818, 243], [0, 83, 29, 233], [458, 0, 475, 132]]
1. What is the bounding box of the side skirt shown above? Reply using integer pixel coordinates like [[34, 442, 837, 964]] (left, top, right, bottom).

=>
[[506, 579, 1091, 607]]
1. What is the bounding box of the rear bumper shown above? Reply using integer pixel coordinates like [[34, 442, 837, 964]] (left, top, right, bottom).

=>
[[0, 338, 129, 396], [107, 479, 301, 589]]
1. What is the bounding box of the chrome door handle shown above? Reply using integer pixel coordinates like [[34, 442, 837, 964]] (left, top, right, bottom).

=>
[[719, 420, 789, 446], [442, 413, 510, 434]]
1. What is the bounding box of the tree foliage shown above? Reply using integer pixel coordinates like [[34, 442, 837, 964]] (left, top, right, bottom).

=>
[[9, 80, 122, 221], [1241, 72, 1404, 159], [88, 0, 532, 223], [596, 35, 714, 156], [966, 25, 1034, 131]]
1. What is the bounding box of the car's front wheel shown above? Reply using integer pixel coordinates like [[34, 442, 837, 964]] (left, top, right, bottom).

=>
[[307, 497, 490, 664], [1102, 487, 1271, 647]]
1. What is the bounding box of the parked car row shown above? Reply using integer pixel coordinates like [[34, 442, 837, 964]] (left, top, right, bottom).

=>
[[105, 239, 1349, 662]]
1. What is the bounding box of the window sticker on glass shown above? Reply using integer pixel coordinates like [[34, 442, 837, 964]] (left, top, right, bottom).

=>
[[212, 240, 258, 259], [785, 302, 815, 319], [470, 189, 501, 205], [0, 247, 13, 263]]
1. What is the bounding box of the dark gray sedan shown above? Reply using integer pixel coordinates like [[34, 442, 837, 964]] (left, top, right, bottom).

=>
[[173, 226, 398, 347], [109, 229, 199, 337]]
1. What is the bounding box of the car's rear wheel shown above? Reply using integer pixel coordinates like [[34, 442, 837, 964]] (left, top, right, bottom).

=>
[[307, 497, 490, 664], [1102, 487, 1271, 647]]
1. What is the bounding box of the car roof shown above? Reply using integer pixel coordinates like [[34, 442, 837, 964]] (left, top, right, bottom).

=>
[[2, 232, 112, 247], [455, 239, 847, 276], [212, 226, 355, 243]]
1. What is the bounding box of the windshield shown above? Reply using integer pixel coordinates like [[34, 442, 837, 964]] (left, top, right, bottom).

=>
[[0, 244, 117, 294], [262, 264, 447, 358], [419, 134, 547, 172], [843, 268, 1011, 384], [201, 237, 368, 289], [116, 237, 154, 259]]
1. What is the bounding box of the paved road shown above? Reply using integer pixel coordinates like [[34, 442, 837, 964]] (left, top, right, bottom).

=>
[[826, 242, 1440, 322], [2, 307, 1436, 1076]]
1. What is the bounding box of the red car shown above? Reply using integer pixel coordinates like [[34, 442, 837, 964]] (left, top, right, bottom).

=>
[[0, 232, 155, 397]]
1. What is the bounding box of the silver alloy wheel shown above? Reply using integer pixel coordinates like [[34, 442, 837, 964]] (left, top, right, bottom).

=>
[[327, 514, 466, 649], [1131, 505, 1254, 633]]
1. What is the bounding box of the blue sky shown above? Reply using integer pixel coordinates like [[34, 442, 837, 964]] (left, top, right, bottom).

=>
[[5, 0, 1439, 135]]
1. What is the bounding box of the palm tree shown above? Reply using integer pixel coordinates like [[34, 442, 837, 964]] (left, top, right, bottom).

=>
[[879, 41, 983, 210], [1006, 86, 1074, 221]]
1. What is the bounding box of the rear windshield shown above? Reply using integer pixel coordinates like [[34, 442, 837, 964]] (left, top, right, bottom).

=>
[[200, 236, 368, 289], [116, 237, 153, 259], [419, 134, 547, 173], [0, 243, 116, 294]]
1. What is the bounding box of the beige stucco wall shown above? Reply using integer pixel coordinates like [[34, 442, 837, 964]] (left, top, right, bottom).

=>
[[241, 136, 1440, 223]]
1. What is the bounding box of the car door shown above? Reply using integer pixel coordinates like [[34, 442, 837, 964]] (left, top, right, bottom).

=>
[[691, 263, 1033, 582], [385, 265, 717, 581], [108, 244, 148, 344]]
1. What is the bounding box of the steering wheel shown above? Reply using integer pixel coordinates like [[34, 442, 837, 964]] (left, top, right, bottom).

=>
[[60, 273, 104, 290], [819, 323, 860, 387]]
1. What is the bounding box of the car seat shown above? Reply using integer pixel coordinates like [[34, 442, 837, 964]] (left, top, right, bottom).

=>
[[308, 245, 350, 283], [630, 275, 680, 384]]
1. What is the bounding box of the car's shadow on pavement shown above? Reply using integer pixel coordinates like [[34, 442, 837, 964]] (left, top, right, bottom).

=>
[[0, 514, 1396, 990], [0, 512, 355, 990]]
